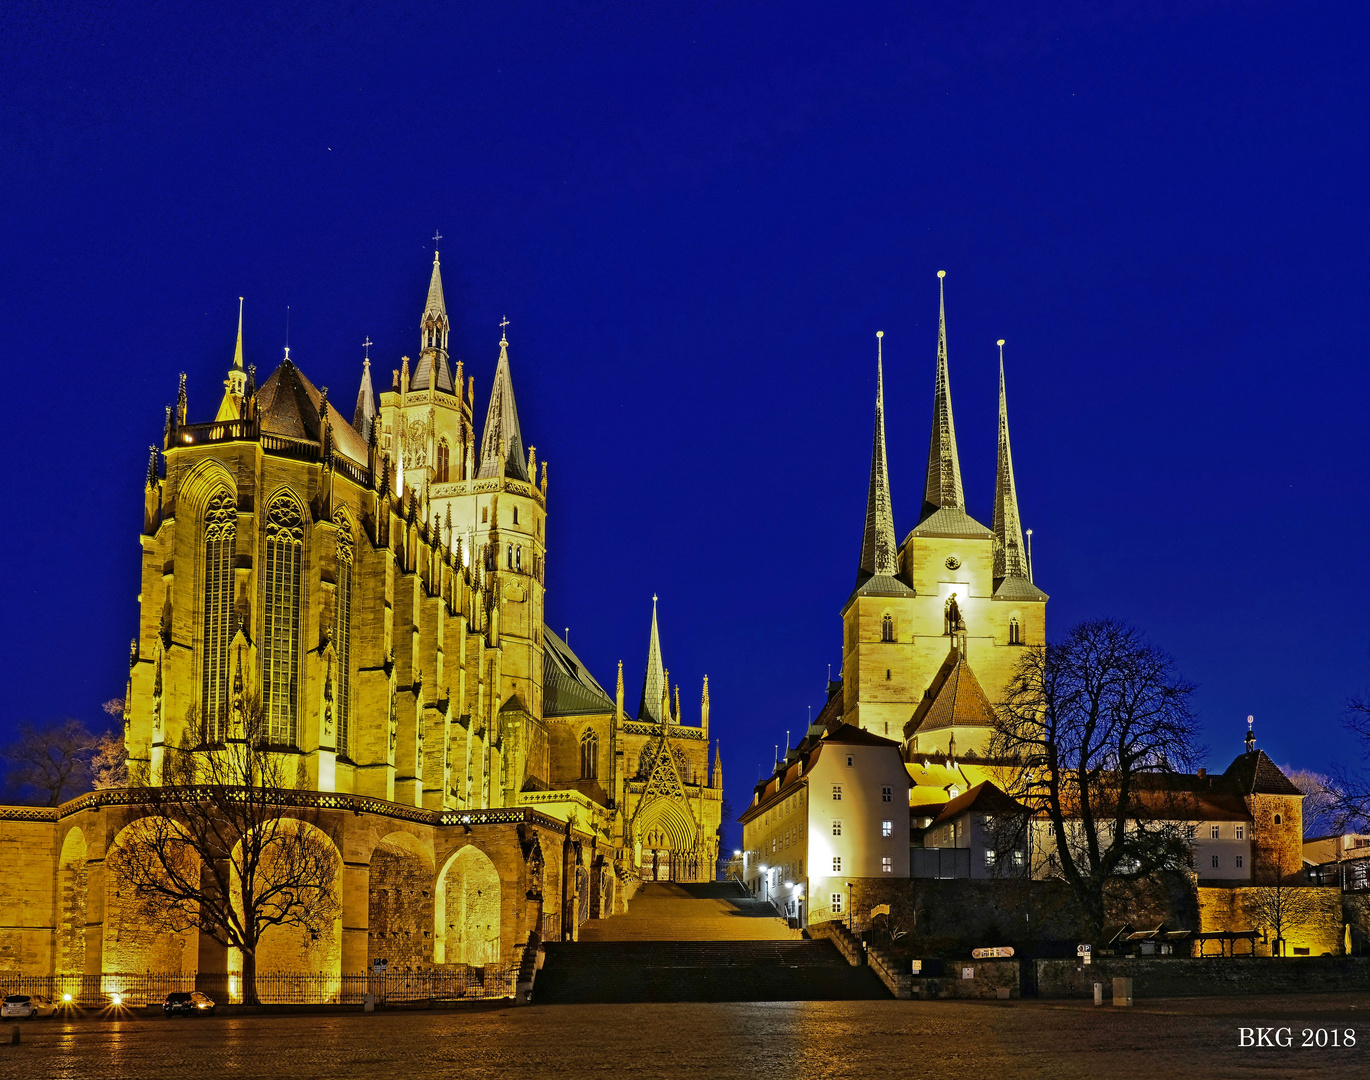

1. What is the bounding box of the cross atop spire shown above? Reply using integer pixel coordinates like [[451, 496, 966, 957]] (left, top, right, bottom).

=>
[[858, 330, 900, 582], [920, 270, 966, 522], [432, 229, 443, 253], [362, 336, 372, 360]]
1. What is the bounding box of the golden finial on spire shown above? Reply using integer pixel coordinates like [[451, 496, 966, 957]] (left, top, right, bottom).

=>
[[499, 315, 510, 346]]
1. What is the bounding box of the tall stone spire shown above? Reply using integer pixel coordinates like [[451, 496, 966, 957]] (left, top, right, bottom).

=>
[[412, 243, 454, 393], [216, 298, 248, 421], [993, 339, 1028, 582], [920, 270, 965, 522], [637, 595, 666, 722], [858, 330, 899, 582], [353, 339, 376, 441], [476, 322, 529, 480]]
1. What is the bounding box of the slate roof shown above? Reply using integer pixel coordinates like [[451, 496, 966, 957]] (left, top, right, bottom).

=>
[[907, 648, 998, 735], [410, 351, 456, 394], [542, 626, 615, 717], [992, 575, 1049, 602], [256, 358, 370, 466], [908, 505, 994, 540], [1223, 749, 1305, 797]]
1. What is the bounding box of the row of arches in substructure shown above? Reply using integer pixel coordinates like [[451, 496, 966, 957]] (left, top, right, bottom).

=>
[[56, 821, 509, 995]]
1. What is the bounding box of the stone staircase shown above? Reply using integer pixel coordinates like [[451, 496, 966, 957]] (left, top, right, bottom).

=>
[[534, 882, 891, 1003]]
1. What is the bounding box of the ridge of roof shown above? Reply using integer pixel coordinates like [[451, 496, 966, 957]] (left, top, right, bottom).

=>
[[931, 781, 1028, 826], [907, 648, 998, 736], [1222, 749, 1304, 797], [257, 359, 370, 466]]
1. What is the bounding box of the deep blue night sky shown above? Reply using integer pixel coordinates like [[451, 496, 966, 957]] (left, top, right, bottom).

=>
[[4, 1, 1368, 826]]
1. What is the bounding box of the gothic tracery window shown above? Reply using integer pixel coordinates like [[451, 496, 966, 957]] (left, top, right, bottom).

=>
[[261, 495, 304, 746], [436, 439, 450, 483], [201, 489, 237, 743], [881, 612, 894, 642], [580, 728, 598, 780], [335, 511, 354, 759], [1009, 616, 1021, 645]]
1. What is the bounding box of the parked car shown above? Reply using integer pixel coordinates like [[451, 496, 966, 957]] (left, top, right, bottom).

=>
[[163, 991, 216, 1016], [1, 994, 55, 1019]]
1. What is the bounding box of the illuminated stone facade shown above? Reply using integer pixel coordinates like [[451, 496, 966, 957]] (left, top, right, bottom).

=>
[[0, 252, 722, 985], [841, 278, 1047, 754]]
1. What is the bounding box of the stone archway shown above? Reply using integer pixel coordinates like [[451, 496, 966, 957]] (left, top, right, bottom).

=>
[[57, 827, 89, 983], [229, 818, 343, 996], [435, 845, 501, 966], [368, 832, 435, 972], [637, 798, 697, 882], [104, 817, 200, 978]]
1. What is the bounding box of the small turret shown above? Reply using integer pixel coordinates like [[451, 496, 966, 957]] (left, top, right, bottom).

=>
[[216, 299, 247, 421], [477, 322, 529, 480]]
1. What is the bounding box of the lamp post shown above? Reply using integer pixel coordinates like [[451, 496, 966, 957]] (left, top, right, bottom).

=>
[[846, 881, 853, 933]]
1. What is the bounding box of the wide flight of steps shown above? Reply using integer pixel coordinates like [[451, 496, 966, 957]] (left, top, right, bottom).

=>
[[533, 882, 890, 1003]]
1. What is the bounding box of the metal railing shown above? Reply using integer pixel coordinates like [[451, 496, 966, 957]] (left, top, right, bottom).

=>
[[4, 968, 520, 1007]]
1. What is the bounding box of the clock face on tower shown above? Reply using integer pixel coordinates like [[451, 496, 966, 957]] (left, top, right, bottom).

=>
[[945, 556, 961, 570]]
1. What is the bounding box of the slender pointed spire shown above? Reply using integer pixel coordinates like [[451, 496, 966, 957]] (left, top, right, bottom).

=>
[[712, 739, 723, 789], [477, 321, 529, 480], [637, 594, 666, 722], [232, 297, 244, 371], [425, 244, 446, 318], [353, 339, 376, 440], [921, 270, 965, 521], [993, 339, 1028, 581], [859, 330, 899, 581]]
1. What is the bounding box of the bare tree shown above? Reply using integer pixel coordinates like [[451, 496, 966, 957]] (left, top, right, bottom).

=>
[[91, 730, 128, 789], [1242, 872, 1341, 956], [2, 719, 98, 805], [988, 619, 1202, 941], [107, 697, 341, 1004], [1328, 701, 1370, 834], [1285, 768, 1339, 839]]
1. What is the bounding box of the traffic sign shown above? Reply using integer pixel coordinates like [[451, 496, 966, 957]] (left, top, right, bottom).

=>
[[971, 946, 1015, 959]]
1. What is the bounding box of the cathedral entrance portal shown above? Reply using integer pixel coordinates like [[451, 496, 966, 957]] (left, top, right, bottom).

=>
[[645, 828, 673, 882]]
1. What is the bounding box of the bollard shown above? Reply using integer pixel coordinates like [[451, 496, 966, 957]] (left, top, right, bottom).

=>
[[1112, 977, 1133, 1006], [10, 1025, 19, 1044], [363, 993, 375, 1013], [1093, 983, 1103, 1006]]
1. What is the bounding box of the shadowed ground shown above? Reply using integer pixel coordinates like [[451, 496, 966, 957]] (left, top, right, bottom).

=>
[[7, 995, 1369, 1080]]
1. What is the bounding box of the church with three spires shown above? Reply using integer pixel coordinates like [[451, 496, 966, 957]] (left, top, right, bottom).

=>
[[127, 246, 722, 883], [840, 271, 1047, 759]]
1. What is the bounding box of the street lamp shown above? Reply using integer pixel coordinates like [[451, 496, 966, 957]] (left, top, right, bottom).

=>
[[846, 881, 854, 933]]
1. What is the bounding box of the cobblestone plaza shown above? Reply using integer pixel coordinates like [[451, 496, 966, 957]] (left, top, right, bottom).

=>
[[3, 995, 1366, 1080]]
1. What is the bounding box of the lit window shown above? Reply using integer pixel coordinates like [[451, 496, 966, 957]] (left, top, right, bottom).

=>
[[832, 856, 842, 872], [1236, 855, 1244, 869], [881, 856, 893, 874], [831, 893, 843, 914], [334, 511, 354, 758], [262, 494, 304, 747], [832, 785, 842, 801], [882, 786, 892, 803], [832, 820, 842, 836], [986, 850, 996, 866], [580, 728, 598, 779], [1211, 855, 1220, 869], [201, 488, 237, 743], [1236, 825, 1245, 840], [881, 820, 893, 838], [1013, 851, 1024, 867], [1211, 825, 1220, 840]]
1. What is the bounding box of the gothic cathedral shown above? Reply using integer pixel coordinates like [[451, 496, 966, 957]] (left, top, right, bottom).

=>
[[841, 272, 1048, 757], [126, 248, 722, 882]]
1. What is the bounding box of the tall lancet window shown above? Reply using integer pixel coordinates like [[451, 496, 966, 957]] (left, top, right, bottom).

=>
[[334, 511, 355, 759], [881, 613, 895, 643], [436, 439, 449, 483], [580, 728, 598, 780], [201, 489, 238, 743], [262, 495, 305, 746]]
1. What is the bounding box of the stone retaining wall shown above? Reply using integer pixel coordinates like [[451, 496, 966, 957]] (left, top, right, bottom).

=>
[[1035, 955, 1370, 999]]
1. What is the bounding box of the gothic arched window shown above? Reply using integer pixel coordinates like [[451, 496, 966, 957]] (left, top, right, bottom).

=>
[[261, 494, 305, 746], [580, 728, 598, 780], [436, 439, 449, 483], [881, 613, 895, 643], [1009, 616, 1021, 646], [201, 488, 237, 743], [335, 511, 354, 759], [515, 546, 522, 572], [507, 543, 513, 569]]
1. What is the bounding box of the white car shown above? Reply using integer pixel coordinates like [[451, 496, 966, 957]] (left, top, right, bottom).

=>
[[1, 995, 55, 1019]]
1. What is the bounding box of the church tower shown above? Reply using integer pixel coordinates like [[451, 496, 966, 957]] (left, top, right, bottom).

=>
[[841, 272, 1047, 756]]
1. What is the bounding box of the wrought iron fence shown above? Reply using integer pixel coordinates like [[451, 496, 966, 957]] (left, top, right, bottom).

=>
[[2, 967, 519, 1007]]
